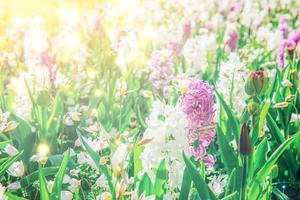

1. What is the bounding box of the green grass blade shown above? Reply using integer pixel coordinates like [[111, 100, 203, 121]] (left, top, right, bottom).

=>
[[272, 187, 290, 200], [249, 132, 299, 199], [215, 89, 240, 142], [217, 125, 239, 172], [38, 164, 50, 200], [183, 152, 217, 200], [20, 167, 59, 188], [138, 172, 154, 196], [5, 193, 28, 200], [253, 138, 268, 174], [154, 159, 167, 199], [179, 167, 191, 200], [51, 149, 70, 200]]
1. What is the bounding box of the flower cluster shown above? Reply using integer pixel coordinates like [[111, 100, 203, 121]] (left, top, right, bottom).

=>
[[140, 100, 189, 189], [181, 79, 216, 166], [277, 28, 300, 68], [217, 53, 248, 115], [149, 49, 174, 93]]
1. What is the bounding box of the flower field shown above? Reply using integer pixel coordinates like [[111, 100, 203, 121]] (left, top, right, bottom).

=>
[[0, 0, 300, 199]]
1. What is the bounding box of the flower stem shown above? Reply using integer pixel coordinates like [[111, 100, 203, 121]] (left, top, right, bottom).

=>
[[240, 155, 247, 200]]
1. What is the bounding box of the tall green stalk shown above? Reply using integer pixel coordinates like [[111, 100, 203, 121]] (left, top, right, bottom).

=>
[[240, 155, 247, 200]]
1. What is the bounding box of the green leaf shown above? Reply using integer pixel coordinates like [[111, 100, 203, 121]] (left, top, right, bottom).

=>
[[0, 140, 12, 149], [10, 114, 32, 140], [46, 90, 64, 139], [249, 132, 299, 199], [221, 191, 238, 200], [154, 159, 167, 199], [24, 78, 37, 108], [270, 165, 279, 179], [135, 98, 147, 129], [38, 164, 50, 200], [74, 189, 80, 200], [250, 101, 271, 145], [20, 167, 59, 188], [138, 173, 154, 196], [133, 145, 143, 177], [10, 115, 34, 164], [0, 151, 23, 178], [266, 114, 285, 143], [183, 152, 217, 200], [266, 113, 297, 177], [258, 101, 271, 136], [253, 138, 268, 174], [272, 187, 290, 200], [5, 193, 27, 200], [179, 167, 191, 200], [225, 168, 236, 196], [51, 149, 70, 200], [0, 158, 9, 165], [216, 125, 239, 172], [215, 89, 240, 142]]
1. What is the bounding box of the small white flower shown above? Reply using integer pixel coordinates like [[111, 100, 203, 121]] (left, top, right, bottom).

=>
[[95, 174, 108, 189], [208, 175, 227, 196], [47, 180, 54, 193], [63, 175, 72, 184], [163, 193, 173, 200], [61, 190, 73, 200], [77, 152, 98, 170], [74, 138, 81, 147], [69, 112, 81, 122], [7, 182, 21, 190], [69, 148, 76, 157], [0, 111, 18, 133], [69, 169, 79, 176], [86, 138, 109, 153], [0, 183, 7, 200], [291, 113, 300, 123], [82, 124, 99, 134], [63, 111, 81, 126], [7, 161, 25, 177], [30, 154, 48, 165], [98, 192, 112, 200], [111, 144, 129, 170], [67, 178, 81, 192], [0, 121, 18, 132], [4, 144, 19, 156], [64, 116, 74, 126]]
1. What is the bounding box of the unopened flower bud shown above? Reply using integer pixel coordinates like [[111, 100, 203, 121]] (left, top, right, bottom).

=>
[[113, 166, 121, 177], [247, 101, 260, 115], [101, 192, 112, 200], [285, 95, 293, 102], [245, 71, 269, 96], [40, 155, 48, 165], [282, 80, 293, 87], [274, 102, 289, 108], [238, 123, 252, 155]]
